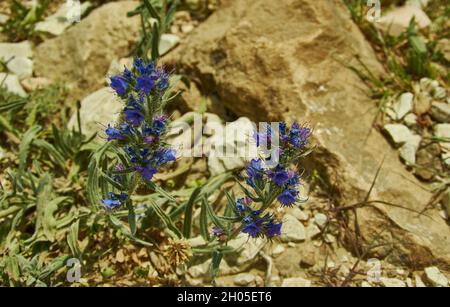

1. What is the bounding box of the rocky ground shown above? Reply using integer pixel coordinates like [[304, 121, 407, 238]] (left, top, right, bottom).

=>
[[0, 0, 449, 287]]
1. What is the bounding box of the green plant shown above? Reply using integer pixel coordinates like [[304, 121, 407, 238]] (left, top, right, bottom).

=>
[[1, 0, 50, 42]]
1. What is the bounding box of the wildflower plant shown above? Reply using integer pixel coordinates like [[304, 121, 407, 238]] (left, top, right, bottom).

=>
[[86, 0, 313, 282], [212, 123, 312, 241]]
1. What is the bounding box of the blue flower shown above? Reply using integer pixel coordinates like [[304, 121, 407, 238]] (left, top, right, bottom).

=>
[[105, 125, 124, 141], [102, 198, 121, 210], [136, 75, 155, 94], [123, 67, 133, 81], [152, 115, 168, 136], [110, 75, 128, 97], [153, 148, 176, 167], [270, 166, 289, 186], [265, 220, 282, 238], [290, 123, 311, 148], [133, 58, 147, 75], [102, 192, 128, 210], [135, 165, 157, 181], [124, 108, 145, 126], [277, 189, 298, 207], [236, 198, 247, 212], [246, 159, 263, 179], [242, 222, 262, 238]]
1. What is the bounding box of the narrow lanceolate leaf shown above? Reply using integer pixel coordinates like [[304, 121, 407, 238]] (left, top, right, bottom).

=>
[[149, 200, 182, 238], [203, 196, 227, 230], [210, 251, 223, 281], [200, 200, 210, 242], [33, 139, 66, 170], [126, 200, 137, 235], [19, 125, 42, 174], [148, 181, 178, 204], [143, 0, 161, 22], [87, 142, 112, 209], [183, 187, 202, 238], [0, 99, 27, 113], [39, 255, 70, 280], [67, 219, 81, 259], [109, 215, 153, 247], [151, 22, 160, 61]]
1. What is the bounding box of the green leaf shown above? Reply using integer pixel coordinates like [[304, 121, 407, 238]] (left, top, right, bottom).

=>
[[149, 200, 182, 238], [183, 186, 202, 238], [109, 215, 153, 247], [126, 200, 137, 235], [33, 139, 66, 170], [199, 199, 210, 241], [210, 251, 223, 281], [148, 181, 178, 204], [67, 220, 81, 259], [151, 22, 160, 60], [203, 196, 227, 230], [39, 255, 69, 280], [0, 98, 27, 113], [143, 0, 161, 22], [19, 125, 42, 174]]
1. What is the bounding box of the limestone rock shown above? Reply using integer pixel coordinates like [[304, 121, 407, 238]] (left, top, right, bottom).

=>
[[423, 267, 448, 287], [67, 87, 122, 136], [399, 134, 421, 165], [380, 277, 406, 287], [0, 41, 33, 61], [430, 101, 450, 123], [394, 92, 413, 120], [376, 5, 431, 36], [35, 1, 92, 36], [233, 273, 255, 286], [281, 277, 311, 287], [159, 34, 181, 56], [314, 213, 327, 228], [281, 214, 306, 243], [383, 124, 414, 146], [34, 1, 141, 101], [0, 73, 27, 97], [434, 124, 450, 152], [167, 0, 449, 267], [6, 57, 33, 80]]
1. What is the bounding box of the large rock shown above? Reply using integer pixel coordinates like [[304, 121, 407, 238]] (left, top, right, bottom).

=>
[[34, 1, 140, 101], [167, 0, 450, 268]]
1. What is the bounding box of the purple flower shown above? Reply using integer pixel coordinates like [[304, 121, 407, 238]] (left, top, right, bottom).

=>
[[144, 135, 158, 144], [115, 163, 125, 171], [110, 75, 128, 97], [136, 75, 155, 94], [277, 189, 298, 207], [212, 226, 224, 237], [124, 109, 145, 126]]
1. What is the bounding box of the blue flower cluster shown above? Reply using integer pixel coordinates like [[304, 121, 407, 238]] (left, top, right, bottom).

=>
[[236, 197, 282, 239], [102, 58, 175, 210], [233, 122, 311, 239]]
